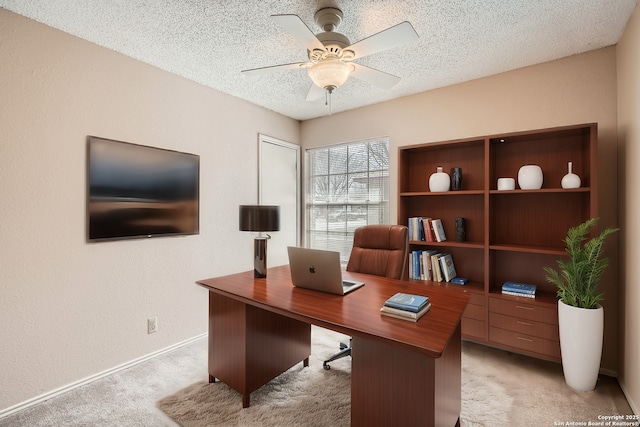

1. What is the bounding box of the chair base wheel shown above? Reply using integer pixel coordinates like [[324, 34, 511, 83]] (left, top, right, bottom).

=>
[[323, 363, 331, 370]]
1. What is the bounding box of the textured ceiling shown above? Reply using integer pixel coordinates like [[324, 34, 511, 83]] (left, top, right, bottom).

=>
[[1, 0, 638, 120]]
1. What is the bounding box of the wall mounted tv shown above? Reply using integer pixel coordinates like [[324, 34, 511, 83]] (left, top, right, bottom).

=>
[[87, 136, 199, 242]]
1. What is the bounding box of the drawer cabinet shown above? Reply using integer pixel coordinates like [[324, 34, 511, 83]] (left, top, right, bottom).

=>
[[489, 297, 558, 324], [489, 327, 561, 360], [489, 312, 559, 341], [462, 292, 485, 340], [488, 296, 560, 360], [462, 318, 485, 340], [464, 303, 484, 321]]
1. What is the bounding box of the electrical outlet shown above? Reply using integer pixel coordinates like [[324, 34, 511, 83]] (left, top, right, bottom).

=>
[[148, 317, 158, 334]]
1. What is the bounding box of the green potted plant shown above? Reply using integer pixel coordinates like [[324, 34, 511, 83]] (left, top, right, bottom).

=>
[[544, 217, 618, 391]]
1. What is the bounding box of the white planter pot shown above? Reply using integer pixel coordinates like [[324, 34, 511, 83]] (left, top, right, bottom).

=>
[[558, 300, 604, 391]]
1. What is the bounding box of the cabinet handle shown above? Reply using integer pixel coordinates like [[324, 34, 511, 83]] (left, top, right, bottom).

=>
[[516, 321, 533, 326], [516, 305, 534, 311], [517, 336, 533, 342]]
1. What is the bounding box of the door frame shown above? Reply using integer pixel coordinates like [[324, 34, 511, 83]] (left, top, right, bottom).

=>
[[258, 134, 301, 246]]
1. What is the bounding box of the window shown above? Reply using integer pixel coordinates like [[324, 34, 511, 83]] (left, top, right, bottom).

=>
[[306, 137, 390, 263]]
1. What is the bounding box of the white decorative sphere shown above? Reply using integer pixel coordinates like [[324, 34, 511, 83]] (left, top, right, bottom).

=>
[[518, 165, 543, 190]]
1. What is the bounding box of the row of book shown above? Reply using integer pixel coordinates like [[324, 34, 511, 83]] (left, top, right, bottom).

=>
[[501, 281, 537, 298], [408, 217, 446, 242], [380, 292, 431, 322], [409, 249, 457, 282]]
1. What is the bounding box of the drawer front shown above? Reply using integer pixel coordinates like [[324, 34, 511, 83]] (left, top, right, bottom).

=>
[[463, 303, 484, 321], [467, 292, 485, 306], [489, 327, 561, 360], [489, 297, 558, 324], [489, 312, 559, 341], [462, 318, 485, 340]]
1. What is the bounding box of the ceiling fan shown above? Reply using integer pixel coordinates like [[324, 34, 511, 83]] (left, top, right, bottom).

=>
[[241, 7, 419, 102]]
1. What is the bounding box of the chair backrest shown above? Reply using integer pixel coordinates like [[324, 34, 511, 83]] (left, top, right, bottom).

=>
[[346, 224, 409, 280]]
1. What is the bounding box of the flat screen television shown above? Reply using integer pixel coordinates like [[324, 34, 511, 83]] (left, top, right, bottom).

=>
[[87, 136, 199, 241]]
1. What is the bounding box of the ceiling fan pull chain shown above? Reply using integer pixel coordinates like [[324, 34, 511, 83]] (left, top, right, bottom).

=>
[[324, 87, 333, 115]]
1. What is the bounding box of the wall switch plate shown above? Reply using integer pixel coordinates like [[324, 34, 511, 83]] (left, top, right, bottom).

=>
[[148, 317, 158, 334]]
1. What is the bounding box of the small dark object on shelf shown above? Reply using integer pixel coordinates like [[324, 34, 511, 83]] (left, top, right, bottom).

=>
[[455, 217, 466, 242], [451, 167, 462, 190]]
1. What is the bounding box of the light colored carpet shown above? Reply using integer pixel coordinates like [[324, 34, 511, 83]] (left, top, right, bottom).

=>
[[158, 327, 351, 426], [158, 326, 633, 427], [0, 326, 632, 426]]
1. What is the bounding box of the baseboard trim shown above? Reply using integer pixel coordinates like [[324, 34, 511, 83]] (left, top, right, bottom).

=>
[[0, 333, 208, 420], [618, 381, 639, 415], [599, 367, 618, 377]]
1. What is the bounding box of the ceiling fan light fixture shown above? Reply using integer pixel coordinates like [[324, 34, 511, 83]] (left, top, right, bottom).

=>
[[307, 60, 354, 90]]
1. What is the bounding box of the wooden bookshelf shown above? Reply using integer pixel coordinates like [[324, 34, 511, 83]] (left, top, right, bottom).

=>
[[398, 123, 597, 361]]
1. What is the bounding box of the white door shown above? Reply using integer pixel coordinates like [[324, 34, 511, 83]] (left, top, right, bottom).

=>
[[259, 135, 300, 268]]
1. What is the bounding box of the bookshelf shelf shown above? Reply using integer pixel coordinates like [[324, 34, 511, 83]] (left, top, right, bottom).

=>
[[411, 278, 485, 294], [401, 190, 485, 197], [488, 244, 566, 256], [398, 123, 597, 361], [488, 289, 558, 306], [489, 187, 591, 194], [410, 240, 485, 249]]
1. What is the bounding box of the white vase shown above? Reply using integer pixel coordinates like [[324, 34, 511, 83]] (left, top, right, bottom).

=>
[[429, 166, 450, 192], [558, 300, 604, 391], [518, 165, 543, 190], [561, 161, 581, 189]]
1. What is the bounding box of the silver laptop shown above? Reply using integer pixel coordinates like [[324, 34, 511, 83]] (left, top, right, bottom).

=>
[[287, 246, 365, 295]]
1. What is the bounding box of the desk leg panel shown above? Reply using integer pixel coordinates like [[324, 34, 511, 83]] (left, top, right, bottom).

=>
[[351, 324, 461, 427], [209, 293, 247, 394], [208, 292, 311, 407], [245, 304, 311, 393], [435, 324, 462, 427]]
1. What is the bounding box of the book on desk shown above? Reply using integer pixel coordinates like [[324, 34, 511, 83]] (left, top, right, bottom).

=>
[[381, 292, 431, 321]]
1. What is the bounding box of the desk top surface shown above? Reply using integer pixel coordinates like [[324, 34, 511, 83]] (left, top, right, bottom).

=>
[[197, 264, 469, 358]]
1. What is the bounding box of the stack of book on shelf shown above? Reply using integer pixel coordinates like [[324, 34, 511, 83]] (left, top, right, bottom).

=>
[[408, 250, 457, 282], [380, 292, 431, 322], [501, 281, 537, 298], [408, 217, 447, 242]]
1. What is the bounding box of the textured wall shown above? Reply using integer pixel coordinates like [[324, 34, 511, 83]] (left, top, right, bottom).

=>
[[0, 9, 299, 412], [301, 47, 621, 373], [616, 3, 640, 414]]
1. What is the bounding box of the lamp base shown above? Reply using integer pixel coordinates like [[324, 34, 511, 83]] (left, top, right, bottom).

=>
[[254, 237, 268, 278]]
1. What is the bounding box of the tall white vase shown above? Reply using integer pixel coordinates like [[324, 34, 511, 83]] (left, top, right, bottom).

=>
[[561, 161, 581, 189], [558, 300, 604, 391]]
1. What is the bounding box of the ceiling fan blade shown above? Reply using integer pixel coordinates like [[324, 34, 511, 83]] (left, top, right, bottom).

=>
[[271, 14, 325, 52], [350, 63, 401, 90], [306, 84, 325, 101], [241, 62, 306, 76], [348, 21, 418, 60]]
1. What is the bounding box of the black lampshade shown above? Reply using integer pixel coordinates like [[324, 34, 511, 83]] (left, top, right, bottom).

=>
[[239, 205, 280, 232]]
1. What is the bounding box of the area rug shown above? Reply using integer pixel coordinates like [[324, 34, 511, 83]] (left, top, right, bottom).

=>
[[158, 326, 631, 427]]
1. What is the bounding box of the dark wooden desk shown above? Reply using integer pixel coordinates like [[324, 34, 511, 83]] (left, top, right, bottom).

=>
[[197, 265, 469, 427]]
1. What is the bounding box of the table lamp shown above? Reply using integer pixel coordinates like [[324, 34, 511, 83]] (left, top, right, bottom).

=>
[[239, 205, 280, 278]]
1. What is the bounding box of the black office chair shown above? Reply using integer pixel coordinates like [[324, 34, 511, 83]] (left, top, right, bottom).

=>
[[323, 224, 409, 370]]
